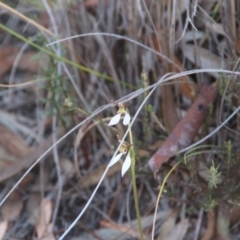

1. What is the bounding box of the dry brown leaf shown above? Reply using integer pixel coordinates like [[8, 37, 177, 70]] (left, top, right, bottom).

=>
[[0, 191, 23, 221], [38, 11, 50, 28], [100, 220, 148, 239], [157, 209, 178, 239], [0, 125, 30, 158], [152, 37, 180, 132], [0, 221, 8, 239], [136, 149, 150, 158], [0, 110, 41, 140], [230, 206, 240, 225], [84, 0, 100, 7], [183, 44, 225, 78], [81, 162, 121, 188], [0, 127, 65, 183], [199, 1, 216, 13], [16, 51, 48, 72], [36, 198, 55, 240], [98, 211, 171, 240], [173, 219, 189, 240], [161, 84, 179, 132], [0, 174, 32, 222], [75, 210, 171, 240], [0, 59, 14, 78], [26, 193, 42, 225], [69, 0, 109, 9], [148, 140, 164, 151], [156, 206, 189, 240], [0, 146, 18, 164], [201, 209, 216, 240], [0, 45, 48, 78], [234, 37, 240, 52], [152, 36, 197, 101], [59, 157, 75, 178], [173, 56, 197, 101], [206, 22, 225, 35], [0, 46, 18, 77], [157, 218, 189, 240]]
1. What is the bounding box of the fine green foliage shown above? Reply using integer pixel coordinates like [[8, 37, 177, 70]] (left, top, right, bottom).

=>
[[205, 160, 222, 189], [204, 196, 218, 211]]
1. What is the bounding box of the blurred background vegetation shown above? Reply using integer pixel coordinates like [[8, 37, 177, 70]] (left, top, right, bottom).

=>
[[0, 0, 240, 239]]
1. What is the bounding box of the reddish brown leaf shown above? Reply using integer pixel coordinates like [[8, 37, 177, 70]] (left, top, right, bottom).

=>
[[148, 84, 218, 176]]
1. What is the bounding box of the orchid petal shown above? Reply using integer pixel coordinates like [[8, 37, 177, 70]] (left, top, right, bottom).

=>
[[121, 153, 131, 176], [109, 153, 123, 167], [108, 113, 121, 126], [123, 113, 130, 125]]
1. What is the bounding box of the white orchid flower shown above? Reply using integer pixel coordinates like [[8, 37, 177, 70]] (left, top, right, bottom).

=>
[[108, 103, 130, 126], [109, 141, 132, 176]]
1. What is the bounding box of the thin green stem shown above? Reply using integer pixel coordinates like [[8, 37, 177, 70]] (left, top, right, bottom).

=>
[[129, 126, 144, 240], [151, 161, 180, 240]]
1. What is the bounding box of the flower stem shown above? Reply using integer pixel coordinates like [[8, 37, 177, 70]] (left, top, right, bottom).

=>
[[129, 126, 144, 240]]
